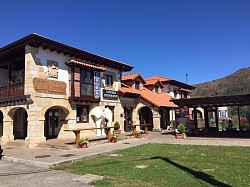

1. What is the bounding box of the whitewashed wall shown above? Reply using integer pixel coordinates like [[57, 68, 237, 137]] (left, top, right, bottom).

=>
[[36, 47, 70, 95]]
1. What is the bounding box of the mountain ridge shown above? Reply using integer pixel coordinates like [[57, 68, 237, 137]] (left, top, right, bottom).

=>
[[191, 67, 250, 98]]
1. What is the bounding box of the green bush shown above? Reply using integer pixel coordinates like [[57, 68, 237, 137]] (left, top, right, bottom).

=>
[[177, 124, 185, 134], [114, 121, 120, 130]]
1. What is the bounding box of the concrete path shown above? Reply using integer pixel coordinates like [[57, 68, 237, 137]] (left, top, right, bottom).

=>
[[1, 131, 249, 187], [0, 159, 91, 187], [1, 131, 250, 168]]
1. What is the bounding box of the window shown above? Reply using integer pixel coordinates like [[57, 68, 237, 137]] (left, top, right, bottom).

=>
[[135, 81, 140, 90], [155, 85, 159, 93], [76, 105, 89, 123], [105, 106, 114, 122], [174, 90, 178, 98], [81, 70, 93, 96], [104, 74, 113, 87]]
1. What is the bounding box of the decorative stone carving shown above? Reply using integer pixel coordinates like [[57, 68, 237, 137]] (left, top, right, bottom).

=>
[[33, 78, 66, 95], [47, 60, 58, 79]]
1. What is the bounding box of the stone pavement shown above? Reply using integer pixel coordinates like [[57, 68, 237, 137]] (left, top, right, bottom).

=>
[[1, 131, 250, 169]]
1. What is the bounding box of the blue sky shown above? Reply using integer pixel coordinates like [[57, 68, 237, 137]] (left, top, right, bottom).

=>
[[1, 0, 249, 84]]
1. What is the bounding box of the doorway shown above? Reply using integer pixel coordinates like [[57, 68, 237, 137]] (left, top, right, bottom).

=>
[[124, 107, 132, 132], [161, 108, 170, 129], [13, 108, 28, 139], [139, 107, 153, 131], [45, 109, 59, 139]]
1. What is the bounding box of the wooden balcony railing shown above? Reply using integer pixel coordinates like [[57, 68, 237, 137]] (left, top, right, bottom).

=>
[[0, 83, 24, 99]]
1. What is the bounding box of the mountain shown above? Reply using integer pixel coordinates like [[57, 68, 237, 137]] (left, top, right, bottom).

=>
[[191, 67, 250, 97]]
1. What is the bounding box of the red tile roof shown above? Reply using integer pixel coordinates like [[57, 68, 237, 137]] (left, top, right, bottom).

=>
[[145, 75, 172, 82], [144, 79, 164, 87], [122, 72, 141, 81], [66, 59, 106, 71], [119, 87, 177, 108]]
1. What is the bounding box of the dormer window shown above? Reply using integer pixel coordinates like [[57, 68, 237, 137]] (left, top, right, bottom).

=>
[[135, 81, 140, 90], [155, 85, 159, 93]]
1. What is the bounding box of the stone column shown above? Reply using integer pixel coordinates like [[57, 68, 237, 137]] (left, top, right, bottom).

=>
[[25, 117, 46, 148], [1, 118, 14, 145], [152, 110, 161, 131]]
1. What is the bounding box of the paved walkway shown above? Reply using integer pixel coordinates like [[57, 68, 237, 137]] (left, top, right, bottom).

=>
[[1, 131, 250, 168]]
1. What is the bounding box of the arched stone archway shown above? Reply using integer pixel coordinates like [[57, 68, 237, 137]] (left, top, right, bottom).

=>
[[44, 106, 69, 139], [8, 107, 28, 139], [139, 106, 153, 131]]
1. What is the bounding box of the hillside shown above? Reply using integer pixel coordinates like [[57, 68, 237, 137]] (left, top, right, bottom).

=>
[[191, 67, 250, 97]]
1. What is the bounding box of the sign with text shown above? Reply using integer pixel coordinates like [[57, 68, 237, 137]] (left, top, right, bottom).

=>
[[94, 71, 100, 98], [103, 89, 118, 100]]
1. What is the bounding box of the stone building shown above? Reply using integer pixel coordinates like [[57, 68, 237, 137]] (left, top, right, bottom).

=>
[[119, 73, 195, 131], [0, 33, 133, 147]]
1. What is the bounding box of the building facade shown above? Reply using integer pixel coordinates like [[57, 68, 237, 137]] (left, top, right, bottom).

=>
[[119, 73, 195, 132], [0, 34, 133, 147]]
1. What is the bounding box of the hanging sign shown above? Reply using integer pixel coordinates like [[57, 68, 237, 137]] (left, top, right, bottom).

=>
[[94, 71, 100, 98]]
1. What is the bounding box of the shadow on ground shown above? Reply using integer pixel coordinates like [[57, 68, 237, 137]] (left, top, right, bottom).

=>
[[151, 156, 232, 187]]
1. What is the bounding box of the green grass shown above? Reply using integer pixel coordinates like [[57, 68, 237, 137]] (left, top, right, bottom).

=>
[[55, 144, 250, 187]]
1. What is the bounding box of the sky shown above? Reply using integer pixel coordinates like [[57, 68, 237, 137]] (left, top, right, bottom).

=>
[[0, 0, 250, 84]]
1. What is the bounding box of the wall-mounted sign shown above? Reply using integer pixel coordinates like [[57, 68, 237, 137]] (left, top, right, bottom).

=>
[[94, 71, 100, 98], [103, 89, 118, 100]]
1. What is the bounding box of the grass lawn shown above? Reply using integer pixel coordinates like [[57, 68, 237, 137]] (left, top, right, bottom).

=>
[[55, 144, 250, 187]]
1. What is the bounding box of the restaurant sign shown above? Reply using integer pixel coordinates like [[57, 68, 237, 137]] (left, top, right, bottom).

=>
[[103, 89, 118, 100]]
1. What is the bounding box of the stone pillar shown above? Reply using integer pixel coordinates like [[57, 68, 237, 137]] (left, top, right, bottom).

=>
[[1, 118, 14, 145], [152, 110, 161, 131], [25, 118, 46, 148]]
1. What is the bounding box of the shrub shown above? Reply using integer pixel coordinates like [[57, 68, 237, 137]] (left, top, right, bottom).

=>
[[177, 124, 185, 134], [114, 121, 120, 130]]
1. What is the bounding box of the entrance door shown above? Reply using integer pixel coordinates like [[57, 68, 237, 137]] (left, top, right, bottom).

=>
[[45, 109, 59, 139], [139, 107, 153, 131], [161, 108, 170, 129], [124, 108, 132, 132], [13, 108, 27, 139]]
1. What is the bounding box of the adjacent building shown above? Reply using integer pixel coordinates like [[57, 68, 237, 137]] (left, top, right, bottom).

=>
[[119, 73, 195, 132]]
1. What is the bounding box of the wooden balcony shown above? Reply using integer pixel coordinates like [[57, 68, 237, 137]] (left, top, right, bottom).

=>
[[0, 83, 24, 99]]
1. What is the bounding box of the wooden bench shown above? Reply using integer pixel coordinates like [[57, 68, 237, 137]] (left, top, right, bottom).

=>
[[65, 126, 114, 148], [127, 124, 150, 136]]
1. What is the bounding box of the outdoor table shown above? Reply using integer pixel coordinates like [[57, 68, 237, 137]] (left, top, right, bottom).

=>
[[127, 124, 150, 136], [65, 126, 114, 148]]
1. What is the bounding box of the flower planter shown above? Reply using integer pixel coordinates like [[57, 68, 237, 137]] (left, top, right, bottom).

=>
[[136, 134, 143, 138], [176, 133, 186, 139], [81, 143, 88, 148]]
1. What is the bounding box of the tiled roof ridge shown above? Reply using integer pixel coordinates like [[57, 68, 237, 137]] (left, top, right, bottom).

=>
[[145, 75, 172, 81]]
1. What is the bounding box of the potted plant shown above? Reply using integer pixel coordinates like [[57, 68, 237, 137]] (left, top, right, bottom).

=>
[[79, 138, 89, 148], [135, 130, 144, 138], [113, 121, 121, 134], [111, 133, 118, 143], [176, 124, 186, 139]]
